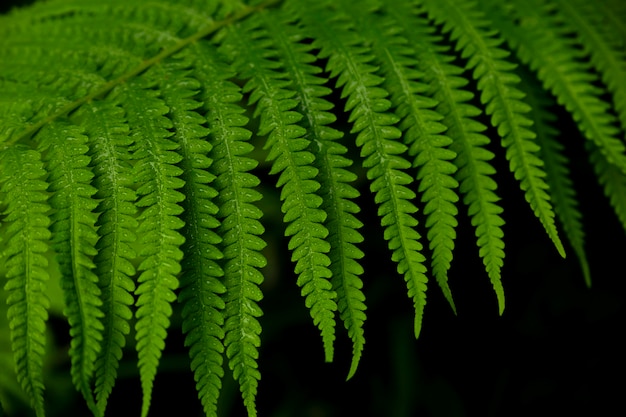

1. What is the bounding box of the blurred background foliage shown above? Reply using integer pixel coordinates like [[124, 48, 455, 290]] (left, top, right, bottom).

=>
[[1, 1, 625, 416]]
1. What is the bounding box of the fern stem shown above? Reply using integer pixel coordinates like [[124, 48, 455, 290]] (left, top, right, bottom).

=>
[[3, 0, 283, 149]]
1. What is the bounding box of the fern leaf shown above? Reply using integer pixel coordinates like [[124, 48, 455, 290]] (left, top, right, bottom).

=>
[[518, 69, 591, 286], [0, 290, 30, 413], [39, 122, 103, 416], [391, 2, 506, 313], [294, 0, 429, 337], [75, 100, 137, 415], [596, 0, 626, 47], [589, 144, 626, 233], [552, 0, 626, 132], [261, 5, 366, 378], [157, 50, 227, 417], [123, 77, 186, 417], [198, 41, 266, 417], [422, 0, 564, 258], [2, 1, 626, 416], [346, 0, 460, 313], [0, 146, 51, 417], [74, 102, 135, 414], [484, 0, 626, 175], [220, 14, 338, 360]]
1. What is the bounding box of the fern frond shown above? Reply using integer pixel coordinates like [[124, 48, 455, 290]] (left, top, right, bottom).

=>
[[484, 0, 626, 175], [345, 0, 460, 313], [261, 4, 366, 378], [76, 100, 137, 415], [198, 41, 266, 417], [596, 0, 626, 46], [0, 146, 51, 417], [39, 122, 103, 416], [159, 50, 226, 417], [123, 77, 186, 417], [422, 0, 564, 258], [391, 2, 506, 313], [2, 1, 626, 416], [220, 13, 338, 360], [294, 0, 429, 337], [551, 0, 626, 132], [76, 101, 136, 414], [589, 144, 626, 233], [519, 70, 591, 286], [0, 292, 29, 413]]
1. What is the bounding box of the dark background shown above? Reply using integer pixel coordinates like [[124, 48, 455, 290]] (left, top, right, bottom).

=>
[[1, 1, 625, 416]]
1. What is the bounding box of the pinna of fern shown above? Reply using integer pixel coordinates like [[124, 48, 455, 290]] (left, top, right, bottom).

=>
[[0, 0, 625, 416]]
